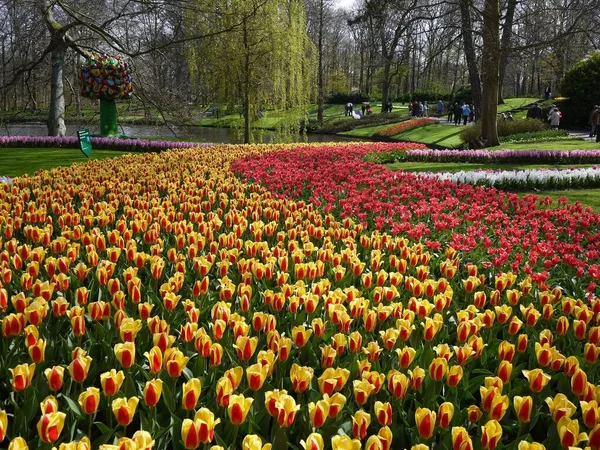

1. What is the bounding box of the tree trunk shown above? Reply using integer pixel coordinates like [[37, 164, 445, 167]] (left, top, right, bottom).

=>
[[317, 0, 324, 125], [381, 62, 391, 113], [480, 0, 501, 147], [459, 0, 482, 120], [243, 20, 251, 144], [48, 44, 67, 136], [498, 0, 517, 104]]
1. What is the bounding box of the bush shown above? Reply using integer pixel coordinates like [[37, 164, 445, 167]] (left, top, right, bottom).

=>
[[326, 92, 371, 104], [460, 118, 548, 144], [499, 129, 572, 144], [393, 90, 452, 104], [560, 52, 600, 126], [452, 85, 472, 105]]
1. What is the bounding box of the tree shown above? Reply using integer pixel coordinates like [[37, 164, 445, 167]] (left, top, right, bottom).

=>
[[1, 0, 270, 136], [186, 0, 315, 143], [459, 0, 482, 120], [480, 0, 501, 147]]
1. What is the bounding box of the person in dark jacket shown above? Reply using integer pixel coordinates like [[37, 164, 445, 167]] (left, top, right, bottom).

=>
[[447, 102, 453, 122], [453, 103, 462, 125]]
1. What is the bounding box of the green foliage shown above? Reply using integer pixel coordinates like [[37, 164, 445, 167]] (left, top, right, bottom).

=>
[[325, 92, 371, 104], [452, 85, 472, 105], [560, 52, 600, 126], [460, 119, 548, 144], [499, 129, 573, 144], [184, 0, 316, 141]]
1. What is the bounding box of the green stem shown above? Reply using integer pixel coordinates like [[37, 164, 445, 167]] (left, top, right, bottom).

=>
[[230, 425, 239, 450]]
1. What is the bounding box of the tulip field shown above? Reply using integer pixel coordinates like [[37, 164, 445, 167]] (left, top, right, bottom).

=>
[[2, 142, 600, 450]]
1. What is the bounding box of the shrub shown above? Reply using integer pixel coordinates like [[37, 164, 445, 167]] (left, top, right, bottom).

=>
[[560, 52, 600, 126], [460, 118, 548, 144], [325, 92, 371, 104]]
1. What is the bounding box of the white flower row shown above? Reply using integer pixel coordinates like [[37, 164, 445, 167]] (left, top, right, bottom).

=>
[[0, 176, 12, 185], [419, 166, 600, 189]]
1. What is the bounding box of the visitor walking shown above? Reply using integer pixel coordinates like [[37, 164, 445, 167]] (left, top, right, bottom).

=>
[[468, 104, 474, 122], [438, 100, 444, 118], [592, 106, 600, 140], [545, 84, 552, 100], [549, 107, 561, 129], [423, 101, 429, 117], [447, 102, 454, 122], [411, 100, 417, 117], [416, 102, 423, 117], [345, 102, 353, 117], [453, 102, 462, 125], [388, 102, 393, 113], [462, 104, 471, 125], [590, 106, 600, 137]]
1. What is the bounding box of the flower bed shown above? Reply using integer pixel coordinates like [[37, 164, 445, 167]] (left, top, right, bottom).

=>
[[368, 148, 600, 165], [422, 166, 600, 190], [0, 142, 599, 450], [0, 136, 212, 152], [373, 118, 438, 137]]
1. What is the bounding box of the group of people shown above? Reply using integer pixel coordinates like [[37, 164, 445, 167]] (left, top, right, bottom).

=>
[[409, 100, 429, 117], [344, 102, 354, 116], [361, 103, 374, 115], [446, 102, 474, 125], [526, 102, 561, 128]]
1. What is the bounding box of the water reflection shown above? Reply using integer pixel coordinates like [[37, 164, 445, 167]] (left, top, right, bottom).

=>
[[0, 123, 359, 144]]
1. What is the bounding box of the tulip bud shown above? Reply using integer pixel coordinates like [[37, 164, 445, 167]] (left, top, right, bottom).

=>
[[227, 394, 253, 425], [415, 407, 436, 439], [78, 387, 100, 415], [182, 378, 202, 411], [112, 397, 139, 426], [481, 420, 502, 450], [143, 379, 163, 408], [513, 396, 533, 423], [44, 366, 64, 392]]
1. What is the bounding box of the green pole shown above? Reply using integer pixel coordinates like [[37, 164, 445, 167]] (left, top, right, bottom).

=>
[[99, 98, 119, 137]]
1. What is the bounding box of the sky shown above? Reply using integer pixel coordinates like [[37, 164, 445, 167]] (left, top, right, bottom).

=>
[[335, 0, 356, 10]]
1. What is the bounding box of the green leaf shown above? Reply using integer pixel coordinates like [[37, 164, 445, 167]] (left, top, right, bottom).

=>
[[63, 394, 84, 419]]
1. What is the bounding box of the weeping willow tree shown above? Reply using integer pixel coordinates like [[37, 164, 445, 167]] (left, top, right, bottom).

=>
[[185, 0, 316, 143]]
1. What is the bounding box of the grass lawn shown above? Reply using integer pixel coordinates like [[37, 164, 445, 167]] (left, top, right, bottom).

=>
[[529, 189, 600, 210], [489, 139, 600, 150], [0, 148, 129, 178], [391, 123, 464, 148], [497, 98, 539, 113], [340, 124, 390, 137], [384, 162, 593, 173]]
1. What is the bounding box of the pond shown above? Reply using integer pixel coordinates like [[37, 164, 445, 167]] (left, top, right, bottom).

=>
[[0, 122, 359, 144]]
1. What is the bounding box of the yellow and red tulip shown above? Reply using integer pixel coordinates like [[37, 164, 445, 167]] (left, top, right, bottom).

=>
[[112, 397, 139, 426], [10, 363, 35, 391], [193, 408, 221, 444], [523, 369, 551, 393], [44, 366, 64, 392], [415, 407, 436, 440], [37, 411, 66, 443], [69, 356, 92, 383], [437, 402, 454, 428], [143, 379, 163, 408], [557, 416, 588, 448], [481, 420, 502, 450], [78, 387, 100, 415], [182, 378, 202, 411], [513, 396, 533, 423], [228, 394, 253, 425]]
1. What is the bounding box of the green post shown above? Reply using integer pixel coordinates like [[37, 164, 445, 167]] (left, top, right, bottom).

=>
[[100, 98, 119, 137]]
